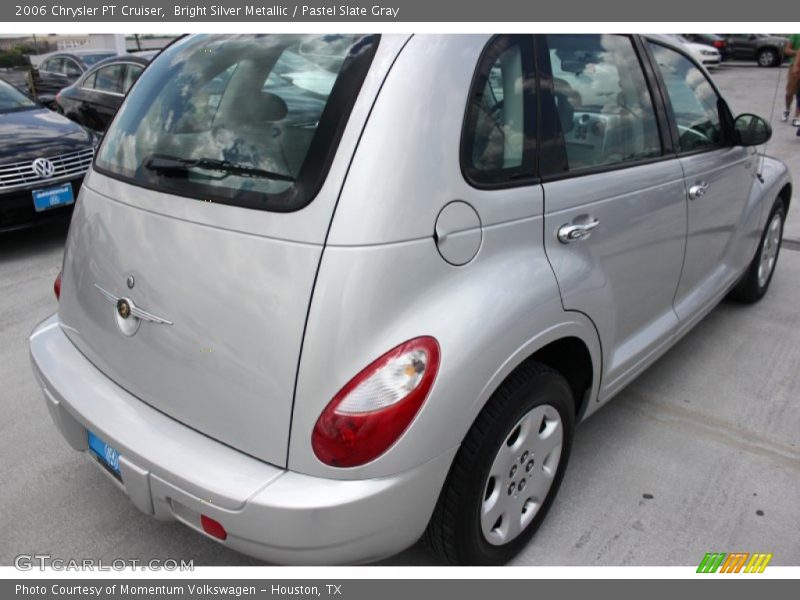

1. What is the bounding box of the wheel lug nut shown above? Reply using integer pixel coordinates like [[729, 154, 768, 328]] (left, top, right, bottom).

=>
[[509, 465, 517, 478], [518, 479, 526, 491], [507, 483, 515, 496], [520, 451, 528, 463], [526, 459, 534, 472]]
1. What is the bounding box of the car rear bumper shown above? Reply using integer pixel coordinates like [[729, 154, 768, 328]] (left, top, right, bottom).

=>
[[29, 315, 454, 564]]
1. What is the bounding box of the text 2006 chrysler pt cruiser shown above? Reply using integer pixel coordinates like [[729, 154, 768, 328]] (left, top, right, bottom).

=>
[[30, 34, 790, 565]]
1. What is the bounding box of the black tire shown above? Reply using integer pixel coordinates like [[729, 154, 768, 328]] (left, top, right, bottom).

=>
[[425, 361, 575, 565], [729, 200, 785, 303], [757, 48, 778, 67]]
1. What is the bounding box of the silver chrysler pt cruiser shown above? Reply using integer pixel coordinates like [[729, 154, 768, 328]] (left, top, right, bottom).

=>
[[30, 33, 791, 565]]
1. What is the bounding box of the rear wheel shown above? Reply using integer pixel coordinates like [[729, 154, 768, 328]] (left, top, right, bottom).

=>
[[757, 48, 778, 67], [425, 362, 575, 565], [730, 200, 785, 303]]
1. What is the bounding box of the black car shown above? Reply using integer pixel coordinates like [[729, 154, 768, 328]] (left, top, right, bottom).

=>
[[26, 49, 118, 108], [682, 34, 730, 60], [56, 53, 155, 132], [0, 79, 96, 232], [719, 34, 790, 67]]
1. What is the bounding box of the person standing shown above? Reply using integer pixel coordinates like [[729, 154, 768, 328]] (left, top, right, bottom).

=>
[[782, 33, 800, 125]]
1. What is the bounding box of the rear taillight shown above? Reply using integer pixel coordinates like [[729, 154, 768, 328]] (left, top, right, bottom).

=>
[[312, 336, 440, 468], [54, 272, 61, 300], [714, 40, 724, 49]]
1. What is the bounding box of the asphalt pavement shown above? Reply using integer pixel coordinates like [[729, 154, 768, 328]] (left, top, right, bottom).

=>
[[0, 61, 798, 567]]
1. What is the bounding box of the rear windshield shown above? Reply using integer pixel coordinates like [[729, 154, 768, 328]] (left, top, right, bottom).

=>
[[95, 34, 378, 212]]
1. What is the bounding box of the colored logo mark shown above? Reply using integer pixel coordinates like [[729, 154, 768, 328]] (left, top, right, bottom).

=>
[[697, 552, 773, 573]]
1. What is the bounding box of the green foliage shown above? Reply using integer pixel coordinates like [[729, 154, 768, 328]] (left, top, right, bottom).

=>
[[0, 47, 32, 68]]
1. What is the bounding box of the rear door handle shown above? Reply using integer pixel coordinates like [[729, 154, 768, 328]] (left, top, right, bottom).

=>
[[688, 181, 710, 199], [558, 219, 600, 243]]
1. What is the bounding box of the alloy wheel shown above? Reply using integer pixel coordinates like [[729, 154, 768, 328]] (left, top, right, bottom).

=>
[[757, 212, 783, 288]]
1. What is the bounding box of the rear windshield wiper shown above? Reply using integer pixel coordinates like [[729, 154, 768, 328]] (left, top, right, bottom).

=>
[[145, 155, 295, 182]]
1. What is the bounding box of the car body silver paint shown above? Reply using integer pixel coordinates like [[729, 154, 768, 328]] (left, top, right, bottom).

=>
[[543, 160, 688, 400], [289, 35, 601, 479], [673, 146, 756, 321], [29, 33, 791, 563], [326, 35, 544, 245], [30, 315, 455, 564], [673, 153, 790, 343], [53, 35, 410, 468]]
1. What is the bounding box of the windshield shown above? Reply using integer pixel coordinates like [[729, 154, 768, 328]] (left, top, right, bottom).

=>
[[96, 34, 378, 212], [81, 53, 116, 67], [0, 81, 37, 112]]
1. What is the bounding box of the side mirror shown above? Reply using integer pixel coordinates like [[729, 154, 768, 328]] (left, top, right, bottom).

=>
[[733, 113, 772, 147]]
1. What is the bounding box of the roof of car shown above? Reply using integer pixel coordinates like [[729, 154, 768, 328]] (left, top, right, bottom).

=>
[[39, 49, 119, 61], [130, 50, 159, 59], [87, 54, 153, 69]]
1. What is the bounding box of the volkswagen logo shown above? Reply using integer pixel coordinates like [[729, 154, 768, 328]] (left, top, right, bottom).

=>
[[31, 157, 55, 179]]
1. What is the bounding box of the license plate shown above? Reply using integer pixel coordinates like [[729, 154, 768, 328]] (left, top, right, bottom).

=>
[[87, 430, 122, 478], [32, 183, 74, 212]]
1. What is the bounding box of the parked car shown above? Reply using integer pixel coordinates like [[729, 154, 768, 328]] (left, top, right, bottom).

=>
[[669, 34, 721, 67], [30, 34, 790, 565], [0, 79, 96, 232], [56, 53, 156, 132], [682, 33, 730, 60], [26, 49, 118, 108], [719, 34, 790, 66]]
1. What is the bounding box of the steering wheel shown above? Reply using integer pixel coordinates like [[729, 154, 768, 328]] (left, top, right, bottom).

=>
[[677, 124, 712, 150]]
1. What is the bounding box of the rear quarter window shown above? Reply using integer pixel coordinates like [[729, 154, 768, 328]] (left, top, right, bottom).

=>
[[461, 35, 537, 187]]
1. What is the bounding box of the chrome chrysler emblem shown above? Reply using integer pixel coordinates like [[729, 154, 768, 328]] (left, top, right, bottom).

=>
[[95, 283, 173, 336], [32, 157, 55, 179], [116, 299, 131, 319]]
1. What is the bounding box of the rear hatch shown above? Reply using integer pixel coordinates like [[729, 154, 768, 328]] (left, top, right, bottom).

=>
[[56, 34, 381, 467]]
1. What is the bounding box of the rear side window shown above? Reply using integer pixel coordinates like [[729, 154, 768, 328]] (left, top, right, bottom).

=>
[[95, 34, 379, 212], [63, 59, 82, 77], [81, 72, 97, 89], [462, 35, 536, 186], [648, 42, 724, 153], [546, 34, 661, 171], [94, 64, 124, 94], [41, 58, 62, 73]]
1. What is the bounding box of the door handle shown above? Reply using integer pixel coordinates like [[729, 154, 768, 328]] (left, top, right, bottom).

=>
[[688, 181, 710, 199], [558, 219, 600, 244]]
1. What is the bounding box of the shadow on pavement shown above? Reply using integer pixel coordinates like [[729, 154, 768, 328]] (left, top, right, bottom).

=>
[[0, 220, 69, 263]]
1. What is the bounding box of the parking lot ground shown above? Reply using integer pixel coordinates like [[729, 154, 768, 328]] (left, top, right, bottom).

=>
[[0, 61, 798, 567]]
